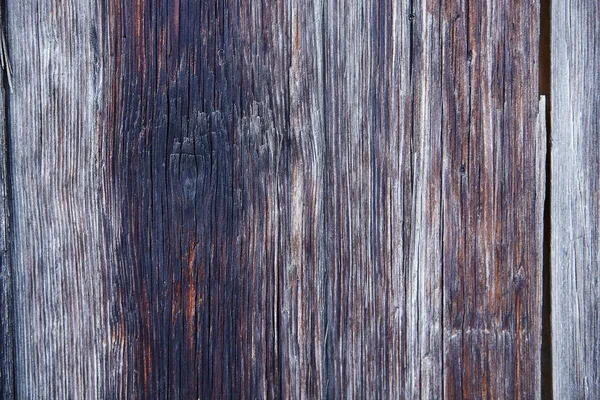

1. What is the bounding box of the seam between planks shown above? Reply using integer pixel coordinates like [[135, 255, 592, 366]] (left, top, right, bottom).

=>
[[539, 0, 553, 397]]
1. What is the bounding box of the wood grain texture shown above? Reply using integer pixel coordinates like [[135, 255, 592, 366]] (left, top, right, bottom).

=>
[[551, 0, 600, 397], [1, 0, 545, 398]]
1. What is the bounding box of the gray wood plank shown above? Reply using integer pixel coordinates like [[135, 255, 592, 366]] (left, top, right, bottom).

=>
[[322, 0, 415, 396], [285, 0, 327, 397], [6, 0, 114, 397], [551, 0, 600, 397]]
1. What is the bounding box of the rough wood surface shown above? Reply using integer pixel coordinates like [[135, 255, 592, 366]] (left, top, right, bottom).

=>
[[551, 0, 600, 397], [1, 0, 545, 398]]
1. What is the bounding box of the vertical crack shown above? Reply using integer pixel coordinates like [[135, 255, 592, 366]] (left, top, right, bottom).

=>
[[539, 0, 552, 397]]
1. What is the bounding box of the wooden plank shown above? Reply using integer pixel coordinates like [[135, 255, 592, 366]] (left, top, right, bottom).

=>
[[320, 0, 436, 397], [551, 0, 600, 397], [286, 0, 325, 397], [441, 0, 544, 398], [6, 0, 114, 397]]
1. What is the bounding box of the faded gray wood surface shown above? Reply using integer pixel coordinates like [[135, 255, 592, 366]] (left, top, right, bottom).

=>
[[6, 0, 115, 397], [0, 0, 545, 398], [551, 0, 600, 397]]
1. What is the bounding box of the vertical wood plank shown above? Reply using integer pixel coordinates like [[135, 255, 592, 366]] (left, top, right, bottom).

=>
[[552, 0, 600, 397], [410, 0, 444, 397], [6, 0, 113, 397], [321, 0, 418, 397], [286, 0, 326, 397], [441, 0, 544, 398]]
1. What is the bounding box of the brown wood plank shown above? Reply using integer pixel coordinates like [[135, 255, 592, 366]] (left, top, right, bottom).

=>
[[551, 0, 600, 397], [441, 0, 545, 398]]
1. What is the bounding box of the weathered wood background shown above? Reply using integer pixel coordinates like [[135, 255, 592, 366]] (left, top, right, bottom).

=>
[[0, 0, 595, 398]]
